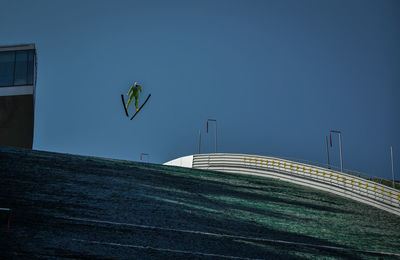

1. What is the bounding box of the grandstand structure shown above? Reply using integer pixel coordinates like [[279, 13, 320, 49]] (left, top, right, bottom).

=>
[[165, 153, 400, 216]]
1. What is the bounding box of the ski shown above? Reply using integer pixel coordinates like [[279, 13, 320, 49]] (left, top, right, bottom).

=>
[[121, 94, 129, 117], [130, 94, 151, 120]]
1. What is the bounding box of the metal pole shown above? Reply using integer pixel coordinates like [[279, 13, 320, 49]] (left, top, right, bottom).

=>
[[326, 136, 331, 169], [207, 119, 217, 153], [391, 146, 395, 188], [198, 130, 201, 154], [215, 121, 218, 153], [330, 130, 343, 172], [140, 153, 149, 163], [338, 132, 343, 172]]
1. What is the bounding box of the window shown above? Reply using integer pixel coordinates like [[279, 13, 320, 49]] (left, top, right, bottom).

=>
[[0, 49, 35, 87], [0, 51, 15, 87], [15, 51, 28, 85], [27, 50, 34, 85]]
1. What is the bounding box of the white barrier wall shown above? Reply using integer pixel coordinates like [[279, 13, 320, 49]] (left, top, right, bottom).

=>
[[164, 155, 193, 168], [165, 153, 400, 217]]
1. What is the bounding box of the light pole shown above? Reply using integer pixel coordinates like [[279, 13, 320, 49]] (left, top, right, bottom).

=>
[[198, 130, 202, 154], [330, 130, 343, 172], [325, 136, 331, 169], [391, 146, 395, 188], [140, 153, 149, 163], [207, 119, 217, 153]]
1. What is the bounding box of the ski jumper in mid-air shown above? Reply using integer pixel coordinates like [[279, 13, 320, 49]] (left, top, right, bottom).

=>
[[121, 82, 151, 120], [126, 82, 142, 112]]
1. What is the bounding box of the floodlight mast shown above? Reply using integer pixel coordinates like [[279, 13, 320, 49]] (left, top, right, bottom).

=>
[[207, 119, 217, 153], [330, 130, 343, 172], [391, 146, 395, 188], [325, 136, 331, 169], [198, 130, 201, 154]]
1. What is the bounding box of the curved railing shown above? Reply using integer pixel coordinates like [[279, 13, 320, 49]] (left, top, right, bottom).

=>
[[271, 154, 394, 186], [191, 153, 400, 217]]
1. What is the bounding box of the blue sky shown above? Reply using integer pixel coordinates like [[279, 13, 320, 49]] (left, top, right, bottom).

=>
[[1, 0, 399, 179]]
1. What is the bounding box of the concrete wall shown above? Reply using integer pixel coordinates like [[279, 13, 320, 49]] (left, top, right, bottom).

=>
[[165, 153, 400, 217]]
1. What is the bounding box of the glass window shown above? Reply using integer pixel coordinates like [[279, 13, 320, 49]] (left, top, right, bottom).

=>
[[27, 50, 35, 85], [14, 50, 28, 85], [0, 49, 35, 87], [0, 51, 15, 87]]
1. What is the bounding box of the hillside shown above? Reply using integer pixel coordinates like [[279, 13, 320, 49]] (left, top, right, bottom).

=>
[[1, 146, 400, 259]]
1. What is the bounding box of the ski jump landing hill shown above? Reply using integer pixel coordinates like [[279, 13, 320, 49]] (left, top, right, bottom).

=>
[[164, 153, 400, 217]]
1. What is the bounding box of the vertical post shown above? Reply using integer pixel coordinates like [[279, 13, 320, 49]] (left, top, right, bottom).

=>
[[326, 136, 331, 169], [140, 153, 149, 163], [391, 146, 395, 188], [198, 130, 201, 154], [215, 122, 218, 153], [207, 119, 217, 153], [330, 130, 343, 172], [338, 132, 343, 172]]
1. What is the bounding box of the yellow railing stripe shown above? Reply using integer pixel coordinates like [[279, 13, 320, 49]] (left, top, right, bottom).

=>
[[241, 156, 398, 203]]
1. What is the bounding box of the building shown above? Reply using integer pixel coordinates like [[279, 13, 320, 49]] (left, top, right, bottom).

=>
[[0, 44, 37, 149]]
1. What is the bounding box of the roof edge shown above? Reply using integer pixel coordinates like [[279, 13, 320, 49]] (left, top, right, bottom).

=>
[[0, 43, 36, 52]]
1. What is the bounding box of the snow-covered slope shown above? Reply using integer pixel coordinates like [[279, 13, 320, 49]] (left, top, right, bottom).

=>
[[1, 146, 400, 259]]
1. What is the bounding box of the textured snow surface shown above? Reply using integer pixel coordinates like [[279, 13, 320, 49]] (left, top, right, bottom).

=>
[[1, 146, 400, 259]]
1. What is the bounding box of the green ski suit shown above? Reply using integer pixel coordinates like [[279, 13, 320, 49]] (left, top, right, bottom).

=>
[[126, 83, 142, 111]]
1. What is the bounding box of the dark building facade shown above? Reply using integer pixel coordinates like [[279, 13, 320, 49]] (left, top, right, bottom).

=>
[[0, 44, 36, 149]]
